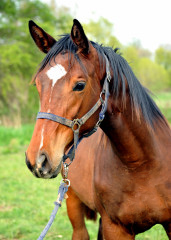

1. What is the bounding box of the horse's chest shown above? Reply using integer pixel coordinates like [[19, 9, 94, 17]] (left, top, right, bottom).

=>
[[114, 193, 159, 226], [95, 178, 171, 231]]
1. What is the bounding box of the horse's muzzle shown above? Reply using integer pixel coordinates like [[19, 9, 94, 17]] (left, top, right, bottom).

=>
[[25, 152, 60, 179]]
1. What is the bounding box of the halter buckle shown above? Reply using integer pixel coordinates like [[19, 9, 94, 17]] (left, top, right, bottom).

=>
[[100, 92, 105, 103], [72, 119, 82, 131], [96, 116, 104, 128]]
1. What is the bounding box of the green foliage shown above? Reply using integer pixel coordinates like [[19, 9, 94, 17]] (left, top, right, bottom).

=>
[[154, 92, 171, 123], [0, 0, 73, 126], [123, 43, 151, 67], [0, 1, 171, 126], [0, 0, 50, 125], [136, 58, 170, 91], [155, 46, 171, 86], [123, 45, 170, 91], [155, 46, 171, 71], [83, 17, 121, 48]]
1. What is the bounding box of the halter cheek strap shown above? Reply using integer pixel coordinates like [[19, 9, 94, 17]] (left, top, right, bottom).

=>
[[36, 55, 111, 167], [37, 98, 102, 164]]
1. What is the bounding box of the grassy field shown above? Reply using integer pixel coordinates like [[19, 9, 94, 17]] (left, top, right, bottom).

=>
[[0, 92, 170, 240]]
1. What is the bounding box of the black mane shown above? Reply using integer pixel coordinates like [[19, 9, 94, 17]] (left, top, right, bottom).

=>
[[37, 34, 167, 128]]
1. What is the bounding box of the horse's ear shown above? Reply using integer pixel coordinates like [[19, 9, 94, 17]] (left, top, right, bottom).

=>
[[29, 20, 56, 54], [71, 19, 89, 55]]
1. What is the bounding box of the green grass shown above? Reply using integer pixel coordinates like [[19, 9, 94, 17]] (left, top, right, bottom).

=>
[[0, 124, 34, 150], [0, 148, 99, 240], [0, 148, 168, 240], [0, 91, 170, 239]]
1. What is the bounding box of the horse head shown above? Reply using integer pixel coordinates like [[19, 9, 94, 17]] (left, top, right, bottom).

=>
[[26, 19, 106, 179]]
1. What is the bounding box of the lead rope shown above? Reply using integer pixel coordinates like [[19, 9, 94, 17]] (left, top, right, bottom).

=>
[[37, 168, 70, 240]]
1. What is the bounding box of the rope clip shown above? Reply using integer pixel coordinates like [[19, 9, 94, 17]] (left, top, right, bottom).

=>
[[60, 178, 70, 187], [63, 163, 69, 180]]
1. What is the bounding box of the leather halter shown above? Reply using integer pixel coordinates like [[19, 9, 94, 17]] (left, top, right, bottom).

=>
[[37, 55, 111, 166]]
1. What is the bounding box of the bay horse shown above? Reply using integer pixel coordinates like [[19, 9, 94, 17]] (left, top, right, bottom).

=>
[[26, 19, 171, 239]]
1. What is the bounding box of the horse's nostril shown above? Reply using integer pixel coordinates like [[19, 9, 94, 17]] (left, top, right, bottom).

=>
[[37, 154, 46, 168], [36, 153, 51, 177]]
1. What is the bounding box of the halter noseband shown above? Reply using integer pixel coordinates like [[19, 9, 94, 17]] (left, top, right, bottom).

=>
[[37, 55, 111, 167]]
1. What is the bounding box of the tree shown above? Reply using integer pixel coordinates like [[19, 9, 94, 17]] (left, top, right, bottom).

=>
[[122, 43, 171, 92], [83, 17, 120, 48], [155, 46, 171, 70], [122, 45, 139, 74], [136, 58, 170, 91], [0, 0, 73, 126], [155, 46, 171, 86]]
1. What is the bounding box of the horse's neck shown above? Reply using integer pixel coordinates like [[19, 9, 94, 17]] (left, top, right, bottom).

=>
[[100, 98, 169, 169]]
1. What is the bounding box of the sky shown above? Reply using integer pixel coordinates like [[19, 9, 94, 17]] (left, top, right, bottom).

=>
[[43, 0, 171, 52]]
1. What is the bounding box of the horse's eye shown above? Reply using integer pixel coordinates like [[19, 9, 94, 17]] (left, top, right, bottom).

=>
[[73, 82, 86, 91]]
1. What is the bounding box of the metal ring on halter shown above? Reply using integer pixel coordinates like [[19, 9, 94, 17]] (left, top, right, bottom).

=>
[[71, 119, 82, 131], [100, 91, 105, 103], [61, 179, 70, 187]]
